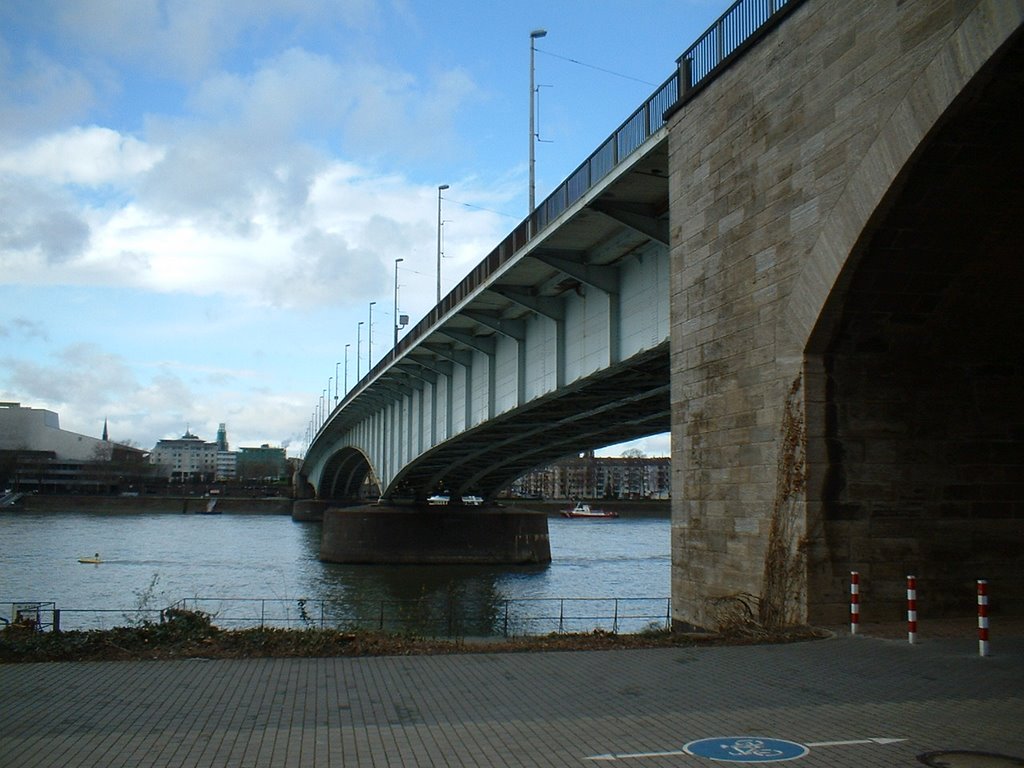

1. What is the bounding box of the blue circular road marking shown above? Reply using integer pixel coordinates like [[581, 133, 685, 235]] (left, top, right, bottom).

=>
[[683, 737, 809, 762]]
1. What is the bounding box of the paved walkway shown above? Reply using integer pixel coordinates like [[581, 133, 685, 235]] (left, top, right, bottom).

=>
[[1, 628, 1022, 767]]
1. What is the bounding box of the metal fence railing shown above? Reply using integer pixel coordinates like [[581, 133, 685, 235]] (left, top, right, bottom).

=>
[[680, 0, 797, 91], [4, 597, 672, 638]]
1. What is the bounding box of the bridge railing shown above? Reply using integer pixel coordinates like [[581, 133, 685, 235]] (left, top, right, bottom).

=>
[[318, 0, 802, 437], [677, 0, 801, 99]]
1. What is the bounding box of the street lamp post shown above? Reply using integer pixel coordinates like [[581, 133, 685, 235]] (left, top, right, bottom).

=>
[[529, 28, 547, 213], [334, 362, 340, 403], [368, 301, 376, 368], [393, 258, 404, 346], [357, 321, 364, 381], [436, 184, 449, 303], [344, 343, 351, 395], [327, 377, 332, 418]]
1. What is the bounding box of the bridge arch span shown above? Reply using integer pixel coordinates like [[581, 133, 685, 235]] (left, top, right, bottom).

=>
[[316, 446, 379, 502], [784, 3, 1024, 348]]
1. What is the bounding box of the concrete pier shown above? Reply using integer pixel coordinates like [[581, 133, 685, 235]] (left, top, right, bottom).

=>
[[320, 504, 551, 564], [291, 498, 329, 522]]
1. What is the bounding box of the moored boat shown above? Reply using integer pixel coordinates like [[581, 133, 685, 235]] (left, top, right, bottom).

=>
[[561, 501, 618, 519]]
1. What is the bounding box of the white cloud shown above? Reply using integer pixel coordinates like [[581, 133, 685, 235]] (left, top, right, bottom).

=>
[[0, 146, 513, 312], [0, 342, 308, 453], [0, 178, 91, 266], [0, 12, 498, 306], [52, 0, 382, 82], [0, 42, 96, 139], [0, 125, 165, 185]]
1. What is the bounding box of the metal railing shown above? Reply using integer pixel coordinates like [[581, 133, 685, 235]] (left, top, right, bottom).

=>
[[2, 603, 166, 632], [313, 0, 803, 443], [679, 0, 797, 94], [4, 597, 672, 638], [170, 596, 671, 637]]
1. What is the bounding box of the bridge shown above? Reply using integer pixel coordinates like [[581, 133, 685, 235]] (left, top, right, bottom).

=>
[[300, 0, 1024, 629]]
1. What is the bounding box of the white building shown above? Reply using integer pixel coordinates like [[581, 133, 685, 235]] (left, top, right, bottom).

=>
[[0, 402, 110, 461], [150, 429, 220, 482], [216, 450, 236, 481], [150, 427, 243, 482]]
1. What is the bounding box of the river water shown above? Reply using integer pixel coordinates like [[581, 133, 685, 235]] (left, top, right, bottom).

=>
[[1, 509, 670, 636]]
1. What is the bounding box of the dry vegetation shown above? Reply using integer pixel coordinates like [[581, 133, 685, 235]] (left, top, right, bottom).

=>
[[0, 608, 828, 663]]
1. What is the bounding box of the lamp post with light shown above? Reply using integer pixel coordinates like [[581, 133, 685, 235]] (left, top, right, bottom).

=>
[[394, 258, 404, 346], [437, 184, 449, 303], [529, 28, 547, 212], [334, 362, 340, 403], [368, 301, 376, 369], [357, 321, 364, 381], [344, 343, 351, 396]]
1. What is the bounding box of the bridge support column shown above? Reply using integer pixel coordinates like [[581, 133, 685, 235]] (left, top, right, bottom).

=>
[[320, 505, 551, 564], [292, 499, 330, 522]]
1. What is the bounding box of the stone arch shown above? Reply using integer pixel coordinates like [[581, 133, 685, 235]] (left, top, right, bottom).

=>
[[783, 1, 1024, 349], [791, 11, 1024, 622]]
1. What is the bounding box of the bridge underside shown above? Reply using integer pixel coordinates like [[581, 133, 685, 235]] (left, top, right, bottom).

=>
[[305, 128, 672, 508], [319, 448, 379, 501], [388, 344, 668, 501]]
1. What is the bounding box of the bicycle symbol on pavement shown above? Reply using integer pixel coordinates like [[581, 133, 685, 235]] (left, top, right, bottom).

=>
[[683, 737, 809, 762]]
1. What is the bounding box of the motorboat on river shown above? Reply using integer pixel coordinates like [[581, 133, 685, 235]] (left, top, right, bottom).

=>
[[78, 553, 102, 564], [561, 501, 618, 519]]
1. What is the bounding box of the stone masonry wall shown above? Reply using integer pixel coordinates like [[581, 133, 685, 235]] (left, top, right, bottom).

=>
[[668, 0, 1023, 629]]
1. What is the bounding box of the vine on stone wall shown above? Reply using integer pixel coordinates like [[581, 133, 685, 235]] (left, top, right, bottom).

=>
[[759, 373, 808, 630]]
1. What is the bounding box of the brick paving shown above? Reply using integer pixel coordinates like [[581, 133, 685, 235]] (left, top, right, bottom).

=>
[[1, 628, 1022, 767]]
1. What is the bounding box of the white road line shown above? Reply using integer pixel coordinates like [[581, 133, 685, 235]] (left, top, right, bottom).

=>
[[586, 750, 687, 761], [806, 738, 906, 747]]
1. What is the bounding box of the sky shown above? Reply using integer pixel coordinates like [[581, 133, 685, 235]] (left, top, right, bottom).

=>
[[0, 0, 731, 459]]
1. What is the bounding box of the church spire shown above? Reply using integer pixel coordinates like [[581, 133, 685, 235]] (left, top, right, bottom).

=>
[[102, 418, 109, 441]]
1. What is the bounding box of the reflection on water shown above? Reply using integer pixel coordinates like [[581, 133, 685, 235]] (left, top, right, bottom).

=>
[[1, 509, 670, 635]]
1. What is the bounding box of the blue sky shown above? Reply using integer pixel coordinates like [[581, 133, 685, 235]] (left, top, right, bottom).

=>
[[0, 0, 730, 458]]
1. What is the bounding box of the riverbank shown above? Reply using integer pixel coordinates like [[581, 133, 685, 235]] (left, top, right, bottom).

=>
[[6, 494, 669, 517], [7, 494, 293, 515]]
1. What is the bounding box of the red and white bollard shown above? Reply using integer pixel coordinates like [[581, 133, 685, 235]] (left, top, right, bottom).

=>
[[977, 579, 990, 657], [906, 575, 917, 644], [850, 571, 860, 635]]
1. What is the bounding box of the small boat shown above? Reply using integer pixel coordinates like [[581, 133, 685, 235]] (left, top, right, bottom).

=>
[[561, 501, 618, 519], [78, 553, 102, 564]]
